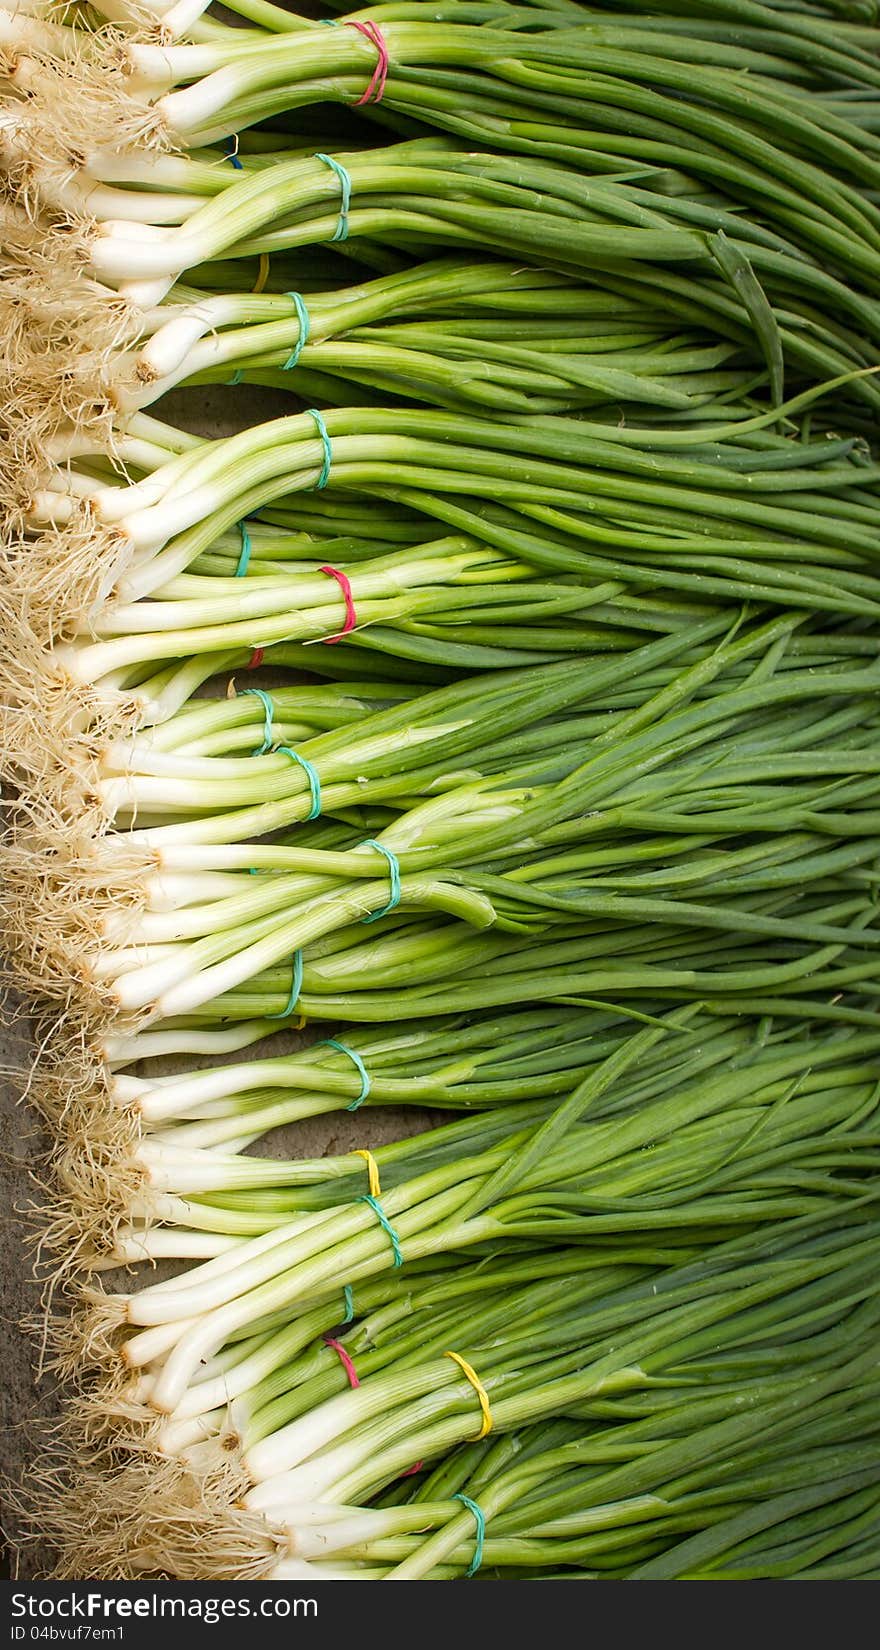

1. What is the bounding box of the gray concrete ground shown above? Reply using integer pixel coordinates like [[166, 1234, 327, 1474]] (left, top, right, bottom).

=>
[[0, 388, 441, 1576]]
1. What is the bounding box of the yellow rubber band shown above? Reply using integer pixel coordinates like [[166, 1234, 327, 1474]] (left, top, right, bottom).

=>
[[444, 1350, 493, 1439], [353, 1147, 381, 1198], [253, 252, 270, 294]]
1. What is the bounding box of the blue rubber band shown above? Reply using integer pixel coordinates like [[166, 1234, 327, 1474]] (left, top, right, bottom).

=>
[[237, 686, 274, 755], [359, 1193, 403, 1267], [224, 135, 243, 171], [323, 1038, 371, 1109], [267, 949, 304, 1019], [315, 152, 351, 242], [305, 408, 332, 490], [275, 746, 321, 821], [228, 369, 244, 386], [282, 293, 310, 370], [360, 840, 401, 924], [452, 1493, 485, 1578], [235, 520, 252, 577], [341, 1284, 355, 1325]]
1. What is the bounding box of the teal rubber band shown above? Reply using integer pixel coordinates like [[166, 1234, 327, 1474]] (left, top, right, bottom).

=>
[[235, 520, 252, 577], [305, 408, 332, 489], [275, 746, 321, 821], [359, 1193, 403, 1268], [341, 1284, 355, 1325], [452, 1494, 485, 1578], [267, 949, 304, 1020], [315, 152, 351, 241], [323, 1038, 371, 1109], [282, 293, 310, 370], [228, 369, 244, 385], [238, 686, 274, 755], [361, 839, 401, 924]]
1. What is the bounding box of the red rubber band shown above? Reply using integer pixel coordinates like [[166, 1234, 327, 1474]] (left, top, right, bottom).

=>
[[345, 20, 389, 105], [246, 648, 265, 670], [399, 1460, 424, 1479], [324, 1334, 360, 1388], [319, 564, 357, 643]]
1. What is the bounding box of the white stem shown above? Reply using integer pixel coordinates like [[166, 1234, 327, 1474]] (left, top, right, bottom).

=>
[[111, 1228, 243, 1263], [121, 1313, 203, 1369], [103, 1020, 269, 1062], [245, 1367, 453, 1488], [157, 1411, 225, 1456]]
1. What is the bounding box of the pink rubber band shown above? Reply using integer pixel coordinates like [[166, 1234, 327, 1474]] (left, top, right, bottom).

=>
[[246, 647, 265, 670], [319, 564, 357, 643], [324, 1334, 360, 1388], [346, 20, 389, 105], [399, 1460, 424, 1479]]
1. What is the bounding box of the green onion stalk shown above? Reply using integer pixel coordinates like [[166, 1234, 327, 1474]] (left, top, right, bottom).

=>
[[86, 1005, 880, 1285], [15, 136, 880, 400], [6, 5, 880, 416], [32, 1205, 880, 1578], [8, 600, 880, 1006], [8, 357, 878, 907], [70, 1010, 880, 1393]]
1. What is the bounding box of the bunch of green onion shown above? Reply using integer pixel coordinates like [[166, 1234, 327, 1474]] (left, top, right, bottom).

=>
[[3, 0, 880, 1584]]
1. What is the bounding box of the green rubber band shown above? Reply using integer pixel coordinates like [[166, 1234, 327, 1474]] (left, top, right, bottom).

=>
[[305, 408, 332, 489], [341, 1284, 355, 1325], [315, 152, 351, 241], [452, 1493, 485, 1577], [228, 368, 244, 385], [235, 520, 252, 577], [267, 949, 303, 1019], [275, 746, 321, 820], [359, 1193, 403, 1267], [282, 293, 310, 370], [237, 686, 274, 754], [323, 1038, 371, 1109], [360, 839, 401, 924]]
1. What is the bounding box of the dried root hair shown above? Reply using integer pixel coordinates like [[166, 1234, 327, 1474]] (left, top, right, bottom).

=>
[[22, 1032, 149, 1276], [0, 835, 151, 1005], [0, 509, 136, 655], [0, 620, 147, 846], [32, 1275, 131, 1385], [0, 236, 141, 495], [14, 1431, 282, 1579], [0, 27, 167, 207]]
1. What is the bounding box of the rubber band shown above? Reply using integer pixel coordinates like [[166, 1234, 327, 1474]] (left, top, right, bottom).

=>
[[323, 1038, 371, 1108], [253, 252, 270, 294], [275, 746, 321, 821], [361, 840, 401, 924], [345, 20, 389, 106], [224, 135, 243, 171], [227, 368, 244, 385], [315, 152, 351, 241], [237, 686, 274, 754], [359, 1192, 403, 1268], [341, 1284, 355, 1325], [400, 1461, 424, 1479], [282, 293, 310, 370], [353, 1147, 381, 1198], [266, 949, 303, 1019], [234, 520, 252, 578], [452, 1493, 486, 1577], [444, 1351, 493, 1440], [318, 564, 356, 643], [246, 648, 265, 671], [306, 409, 332, 490], [323, 1334, 360, 1389]]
